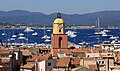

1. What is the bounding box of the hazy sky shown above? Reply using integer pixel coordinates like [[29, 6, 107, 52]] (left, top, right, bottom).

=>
[[0, 0, 120, 14]]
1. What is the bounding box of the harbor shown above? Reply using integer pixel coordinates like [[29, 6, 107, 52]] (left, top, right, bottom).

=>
[[0, 27, 120, 48]]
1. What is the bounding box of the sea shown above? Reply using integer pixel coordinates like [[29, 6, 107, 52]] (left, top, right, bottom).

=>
[[0, 29, 120, 46]]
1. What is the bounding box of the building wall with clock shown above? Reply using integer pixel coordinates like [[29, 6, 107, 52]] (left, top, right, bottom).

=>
[[53, 18, 65, 34]]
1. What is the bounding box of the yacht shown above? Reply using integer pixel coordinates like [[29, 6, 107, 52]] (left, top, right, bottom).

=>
[[41, 25, 51, 39], [24, 27, 34, 32], [2, 28, 6, 36], [66, 30, 77, 38], [10, 38, 15, 41], [101, 32, 108, 37], [41, 35, 50, 39], [103, 29, 110, 33], [46, 29, 51, 32], [2, 33, 6, 36], [12, 35, 17, 38], [79, 41, 89, 45], [18, 33, 24, 36], [45, 39, 51, 42], [18, 36, 26, 40], [110, 36, 119, 40], [70, 33, 77, 38], [32, 32, 38, 36]]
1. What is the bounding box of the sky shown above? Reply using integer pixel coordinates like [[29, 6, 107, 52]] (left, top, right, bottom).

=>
[[0, 0, 120, 14]]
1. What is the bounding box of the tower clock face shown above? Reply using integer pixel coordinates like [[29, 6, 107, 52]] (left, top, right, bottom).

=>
[[58, 24, 63, 29]]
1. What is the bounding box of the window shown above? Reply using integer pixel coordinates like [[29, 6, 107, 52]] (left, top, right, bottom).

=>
[[99, 61, 101, 64], [102, 61, 105, 64], [108, 54, 110, 56], [87, 55, 89, 57], [48, 63, 51, 66]]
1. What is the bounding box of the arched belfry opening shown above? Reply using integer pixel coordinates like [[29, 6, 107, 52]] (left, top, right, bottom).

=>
[[59, 29, 61, 32], [59, 37, 62, 48]]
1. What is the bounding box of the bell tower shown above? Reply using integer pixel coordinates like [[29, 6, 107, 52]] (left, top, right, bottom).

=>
[[51, 13, 68, 57], [53, 13, 65, 34]]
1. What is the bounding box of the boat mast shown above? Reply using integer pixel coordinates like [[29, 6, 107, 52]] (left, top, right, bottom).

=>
[[44, 25, 46, 35], [97, 17, 100, 32]]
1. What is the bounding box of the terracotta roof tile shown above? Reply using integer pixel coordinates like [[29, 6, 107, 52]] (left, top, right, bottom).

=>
[[72, 48, 91, 53], [39, 48, 51, 51], [71, 57, 81, 65], [29, 55, 49, 62], [83, 57, 95, 60], [57, 57, 70, 67], [89, 64, 98, 71], [21, 49, 31, 56], [59, 49, 72, 55], [21, 62, 34, 69]]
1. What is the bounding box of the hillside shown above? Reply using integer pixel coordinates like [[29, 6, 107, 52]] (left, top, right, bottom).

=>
[[0, 10, 120, 26]]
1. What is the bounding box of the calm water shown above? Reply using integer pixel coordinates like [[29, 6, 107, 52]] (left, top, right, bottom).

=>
[[0, 29, 120, 46]]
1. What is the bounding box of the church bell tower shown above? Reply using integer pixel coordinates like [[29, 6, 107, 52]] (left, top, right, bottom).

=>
[[51, 13, 68, 57]]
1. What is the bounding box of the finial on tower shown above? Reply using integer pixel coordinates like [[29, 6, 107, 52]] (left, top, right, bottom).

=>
[[57, 12, 61, 18]]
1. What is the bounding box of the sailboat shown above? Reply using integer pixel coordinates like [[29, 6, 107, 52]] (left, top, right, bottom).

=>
[[18, 36, 26, 40], [11, 29, 17, 38], [24, 27, 34, 32], [45, 39, 51, 42], [66, 24, 77, 38], [18, 33, 24, 36], [41, 25, 50, 39], [2, 28, 6, 36], [32, 32, 38, 36], [94, 17, 103, 35]]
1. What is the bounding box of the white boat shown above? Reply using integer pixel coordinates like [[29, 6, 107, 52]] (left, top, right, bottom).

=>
[[18, 36, 26, 40], [70, 34, 77, 38], [103, 29, 110, 32], [45, 39, 51, 42], [41, 25, 51, 39], [46, 29, 51, 32], [66, 30, 77, 38], [111, 39, 120, 48], [2, 33, 6, 36], [93, 44, 100, 47], [10, 38, 15, 40], [111, 39, 120, 44], [12, 35, 17, 38], [18, 33, 24, 36], [2, 28, 6, 36], [110, 36, 119, 40], [102, 32, 108, 37], [24, 27, 34, 32], [41, 35, 50, 39], [32, 32, 38, 36], [94, 32, 103, 35], [79, 41, 89, 45]]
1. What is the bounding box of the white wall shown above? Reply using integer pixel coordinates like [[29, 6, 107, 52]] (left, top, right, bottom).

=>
[[20, 69, 32, 71], [14, 52, 18, 60], [86, 53, 100, 57], [112, 69, 120, 71], [38, 60, 46, 71]]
